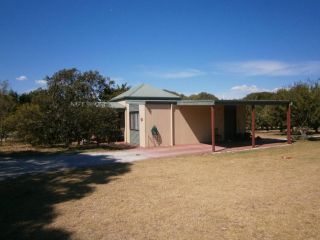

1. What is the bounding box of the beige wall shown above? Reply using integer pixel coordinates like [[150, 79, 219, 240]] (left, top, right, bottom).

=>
[[124, 102, 130, 143], [145, 104, 172, 147], [124, 102, 246, 147], [173, 105, 227, 144], [173, 105, 225, 144], [145, 105, 227, 146], [139, 104, 146, 147], [174, 106, 212, 145]]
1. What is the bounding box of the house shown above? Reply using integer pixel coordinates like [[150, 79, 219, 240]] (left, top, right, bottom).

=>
[[109, 84, 291, 151]]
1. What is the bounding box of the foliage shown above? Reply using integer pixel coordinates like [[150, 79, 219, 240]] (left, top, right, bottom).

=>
[[100, 79, 130, 101], [243, 80, 320, 133], [244, 92, 275, 101], [88, 106, 120, 144], [243, 92, 275, 130], [164, 89, 219, 100], [8, 104, 46, 145], [1, 69, 123, 146], [18, 88, 45, 104], [2, 72, 320, 145], [0, 81, 17, 143], [310, 81, 320, 132], [187, 92, 218, 100]]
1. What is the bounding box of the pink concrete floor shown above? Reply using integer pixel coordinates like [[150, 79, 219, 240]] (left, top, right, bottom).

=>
[[133, 141, 290, 159]]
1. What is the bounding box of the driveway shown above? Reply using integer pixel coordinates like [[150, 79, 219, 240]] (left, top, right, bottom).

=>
[[0, 144, 215, 180], [0, 141, 290, 180]]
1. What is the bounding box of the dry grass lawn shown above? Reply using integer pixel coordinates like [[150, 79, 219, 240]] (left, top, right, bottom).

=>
[[1, 140, 320, 240]]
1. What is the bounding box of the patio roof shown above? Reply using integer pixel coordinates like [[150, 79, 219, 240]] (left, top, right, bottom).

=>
[[177, 99, 291, 106], [215, 100, 291, 105]]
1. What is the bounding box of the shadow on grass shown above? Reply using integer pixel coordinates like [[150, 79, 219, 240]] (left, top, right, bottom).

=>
[[308, 136, 320, 141], [218, 138, 287, 149], [0, 142, 136, 160], [0, 161, 131, 240]]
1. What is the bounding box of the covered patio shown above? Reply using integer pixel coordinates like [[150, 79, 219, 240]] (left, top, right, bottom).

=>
[[177, 100, 292, 152]]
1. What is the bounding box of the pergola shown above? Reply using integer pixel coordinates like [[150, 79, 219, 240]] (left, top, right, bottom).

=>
[[210, 100, 292, 152]]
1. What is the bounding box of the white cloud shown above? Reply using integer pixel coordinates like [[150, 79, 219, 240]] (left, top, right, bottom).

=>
[[181, 91, 200, 96], [16, 75, 28, 81], [217, 84, 280, 99], [231, 84, 262, 92], [162, 69, 206, 78], [215, 60, 320, 76], [230, 84, 280, 94], [35, 80, 46, 85], [146, 68, 206, 79]]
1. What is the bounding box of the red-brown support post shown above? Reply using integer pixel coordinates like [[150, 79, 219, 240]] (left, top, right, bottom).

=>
[[211, 105, 215, 152], [287, 103, 292, 144], [251, 105, 255, 148]]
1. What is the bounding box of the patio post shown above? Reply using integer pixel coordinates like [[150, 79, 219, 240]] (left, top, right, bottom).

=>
[[251, 105, 255, 148], [287, 103, 292, 144], [211, 105, 215, 152], [170, 104, 174, 146]]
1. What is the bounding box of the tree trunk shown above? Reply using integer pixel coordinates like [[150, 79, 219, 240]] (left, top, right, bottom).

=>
[[299, 127, 309, 140]]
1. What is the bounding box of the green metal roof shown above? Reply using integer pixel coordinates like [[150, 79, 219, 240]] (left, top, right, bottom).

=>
[[110, 83, 181, 102], [95, 102, 125, 109]]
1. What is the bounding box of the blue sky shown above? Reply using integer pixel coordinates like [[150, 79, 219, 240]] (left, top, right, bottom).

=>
[[1, 0, 320, 98]]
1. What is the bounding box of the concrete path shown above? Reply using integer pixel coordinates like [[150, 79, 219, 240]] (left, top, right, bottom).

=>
[[0, 144, 215, 180], [0, 141, 289, 180]]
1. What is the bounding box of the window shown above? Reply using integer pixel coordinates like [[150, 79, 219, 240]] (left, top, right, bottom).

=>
[[130, 112, 139, 131]]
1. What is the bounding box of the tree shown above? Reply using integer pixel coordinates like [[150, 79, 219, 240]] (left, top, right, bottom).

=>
[[46, 68, 108, 103], [287, 83, 314, 132], [100, 80, 130, 101], [163, 90, 218, 100], [9, 69, 122, 146], [44, 68, 110, 145], [18, 89, 45, 104], [0, 81, 17, 143], [89, 106, 119, 144], [310, 80, 320, 132], [244, 92, 275, 101], [187, 92, 218, 100], [0, 80, 9, 94], [243, 92, 276, 130], [270, 89, 289, 131], [271, 81, 319, 136], [8, 104, 46, 145]]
